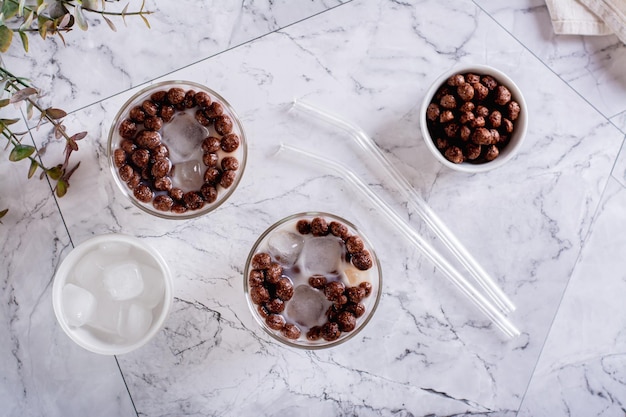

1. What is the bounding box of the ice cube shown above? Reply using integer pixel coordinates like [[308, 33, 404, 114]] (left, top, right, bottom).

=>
[[171, 159, 204, 191], [86, 295, 124, 335], [102, 262, 144, 300], [62, 283, 97, 327], [136, 263, 165, 309], [162, 112, 208, 159], [301, 236, 342, 275], [268, 231, 304, 267], [118, 303, 153, 341], [286, 285, 327, 327]]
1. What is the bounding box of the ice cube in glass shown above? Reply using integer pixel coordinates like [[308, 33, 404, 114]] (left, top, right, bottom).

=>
[[118, 303, 153, 341], [268, 231, 304, 267], [102, 261, 144, 301], [62, 283, 97, 327], [171, 159, 204, 191], [286, 285, 327, 328], [301, 236, 342, 275], [161, 112, 208, 159]]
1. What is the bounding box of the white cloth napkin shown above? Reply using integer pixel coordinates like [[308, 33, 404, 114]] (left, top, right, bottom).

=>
[[545, 0, 626, 43]]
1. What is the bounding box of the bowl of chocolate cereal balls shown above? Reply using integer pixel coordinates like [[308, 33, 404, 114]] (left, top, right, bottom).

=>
[[420, 65, 527, 172], [244, 212, 382, 349], [107, 81, 247, 219]]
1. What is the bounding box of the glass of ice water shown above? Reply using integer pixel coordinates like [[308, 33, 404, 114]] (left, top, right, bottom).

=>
[[244, 212, 382, 349], [52, 234, 173, 355]]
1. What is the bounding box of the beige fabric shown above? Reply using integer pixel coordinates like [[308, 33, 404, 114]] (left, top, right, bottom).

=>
[[579, 0, 626, 43], [545, 0, 626, 43]]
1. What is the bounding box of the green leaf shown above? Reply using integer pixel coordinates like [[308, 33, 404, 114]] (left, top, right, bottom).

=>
[[0, 98, 10, 108], [0, 25, 13, 53], [18, 31, 28, 52], [46, 165, 63, 180], [74, 5, 88, 31], [55, 179, 68, 197], [45, 107, 67, 120], [28, 159, 38, 178], [19, 10, 34, 31], [1, 1, 19, 20], [9, 144, 36, 161], [18, 0, 26, 17]]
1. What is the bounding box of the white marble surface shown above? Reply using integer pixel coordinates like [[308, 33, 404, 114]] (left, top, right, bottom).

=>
[[2, 0, 626, 416]]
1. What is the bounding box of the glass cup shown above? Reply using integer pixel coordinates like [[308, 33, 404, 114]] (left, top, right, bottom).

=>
[[244, 212, 382, 349], [107, 80, 247, 219], [52, 234, 173, 355]]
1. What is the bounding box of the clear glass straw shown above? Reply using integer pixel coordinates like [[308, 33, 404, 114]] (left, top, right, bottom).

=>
[[290, 98, 516, 314], [274, 143, 520, 339]]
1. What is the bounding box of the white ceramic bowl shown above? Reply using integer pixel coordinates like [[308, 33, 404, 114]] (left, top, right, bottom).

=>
[[244, 212, 382, 349], [420, 64, 528, 173], [107, 80, 247, 219], [52, 234, 173, 355]]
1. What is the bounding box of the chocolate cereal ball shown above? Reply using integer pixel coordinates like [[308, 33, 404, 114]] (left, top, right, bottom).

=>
[[153, 195, 174, 211], [329, 221, 350, 240], [166, 87, 186, 105], [221, 133, 240, 153], [214, 115, 233, 135], [219, 170, 237, 189], [345, 235, 364, 254], [310, 217, 329, 236], [135, 130, 161, 149], [281, 323, 301, 340], [265, 262, 283, 284], [266, 314, 285, 331], [183, 191, 204, 210], [194, 91, 212, 108], [306, 326, 323, 341], [252, 252, 272, 270], [275, 277, 294, 301], [202, 136, 222, 153], [351, 251, 373, 271], [321, 322, 341, 341], [250, 285, 270, 305], [113, 149, 126, 167], [221, 156, 240, 171], [195, 109, 211, 126], [144, 116, 163, 131], [248, 269, 265, 287], [308, 274, 327, 289], [203, 152, 219, 167], [118, 119, 137, 140], [133, 184, 153, 203], [265, 298, 285, 314], [336, 311, 356, 332], [296, 219, 311, 234], [200, 183, 218, 203], [324, 281, 345, 302]]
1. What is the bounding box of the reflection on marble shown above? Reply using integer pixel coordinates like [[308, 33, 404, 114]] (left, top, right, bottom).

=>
[[2, 0, 626, 415]]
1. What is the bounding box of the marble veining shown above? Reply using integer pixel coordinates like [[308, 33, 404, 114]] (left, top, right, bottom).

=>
[[2, 0, 626, 416]]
